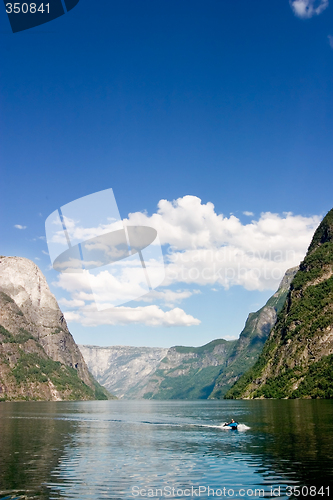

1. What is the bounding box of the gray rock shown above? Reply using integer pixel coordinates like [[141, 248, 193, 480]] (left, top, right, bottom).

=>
[[0, 256, 93, 389], [79, 345, 168, 398]]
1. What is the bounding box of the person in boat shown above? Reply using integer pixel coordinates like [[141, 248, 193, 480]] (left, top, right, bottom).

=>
[[224, 419, 238, 429]]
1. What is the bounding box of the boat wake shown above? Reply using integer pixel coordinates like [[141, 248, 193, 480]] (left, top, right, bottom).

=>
[[221, 423, 250, 431], [191, 423, 250, 431]]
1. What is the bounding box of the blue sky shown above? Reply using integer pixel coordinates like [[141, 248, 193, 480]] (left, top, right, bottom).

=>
[[1, 0, 333, 347]]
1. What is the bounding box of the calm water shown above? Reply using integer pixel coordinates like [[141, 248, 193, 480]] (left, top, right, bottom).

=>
[[0, 400, 332, 500]]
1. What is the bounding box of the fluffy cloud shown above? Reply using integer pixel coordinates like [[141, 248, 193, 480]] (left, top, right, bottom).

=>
[[243, 211, 254, 217], [63, 304, 200, 327], [54, 195, 321, 328], [125, 197, 318, 251], [125, 196, 320, 291], [55, 268, 201, 326], [14, 224, 26, 230], [290, 0, 329, 18]]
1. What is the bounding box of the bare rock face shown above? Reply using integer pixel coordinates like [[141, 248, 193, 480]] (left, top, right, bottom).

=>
[[79, 345, 168, 398], [0, 256, 94, 391]]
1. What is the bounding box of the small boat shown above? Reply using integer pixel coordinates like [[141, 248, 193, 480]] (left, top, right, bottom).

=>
[[223, 421, 238, 430]]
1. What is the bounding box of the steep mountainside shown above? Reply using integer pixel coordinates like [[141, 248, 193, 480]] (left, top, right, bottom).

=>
[[140, 267, 297, 400], [78, 345, 168, 398], [80, 268, 296, 399], [0, 256, 112, 401], [226, 209, 333, 399], [209, 266, 298, 398], [139, 339, 237, 399]]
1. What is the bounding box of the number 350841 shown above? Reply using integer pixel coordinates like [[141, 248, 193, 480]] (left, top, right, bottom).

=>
[[5, 3, 50, 13]]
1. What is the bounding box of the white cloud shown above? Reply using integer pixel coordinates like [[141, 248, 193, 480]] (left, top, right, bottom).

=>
[[290, 0, 329, 18], [14, 224, 26, 230], [49, 216, 122, 245], [55, 260, 152, 308], [328, 35, 333, 48], [42, 250, 49, 255], [243, 211, 254, 216], [125, 196, 320, 291], [55, 266, 201, 326], [53, 195, 321, 328], [138, 289, 201, 307], [63, 304, 200, 327]]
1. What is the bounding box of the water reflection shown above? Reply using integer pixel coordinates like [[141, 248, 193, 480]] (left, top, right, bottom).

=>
[[0, 400, 332, 500], [241, 400, 333, 488], [0, 402, 78, 499]]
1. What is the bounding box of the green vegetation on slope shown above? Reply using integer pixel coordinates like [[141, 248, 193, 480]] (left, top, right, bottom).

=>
[[145, 365, 224, 400], [143, 339, 236, 400], [293, 355, 333, 399], [225, 208, 333, 399], [12, 351, 95, 397], [239, 355, 333, 399], [307, 208, 333, 255], [89, 375, 112, 400], [0, 325, 35, 344], [209, 269, 296, 398], [0, 324, 112, 401]]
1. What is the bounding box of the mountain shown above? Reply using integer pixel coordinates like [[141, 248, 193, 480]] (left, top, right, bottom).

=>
[[225, 208, 333, 399], [138, 339, 237, 399], [140, 267, 297, 400], [80, 267, 297, 399], [78, 345, 168, 399], [0, 256, 113, 401], [209, 266, 298, 398]]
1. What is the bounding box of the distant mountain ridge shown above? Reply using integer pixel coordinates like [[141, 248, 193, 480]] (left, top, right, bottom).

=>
[[80, 267, 297, 399], [0, 256, 112, 401], [78, 345, 168, 399], [226, 208, 333, 399]]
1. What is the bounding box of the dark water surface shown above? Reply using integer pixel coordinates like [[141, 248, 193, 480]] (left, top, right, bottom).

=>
[[0, 400, 332, 499]]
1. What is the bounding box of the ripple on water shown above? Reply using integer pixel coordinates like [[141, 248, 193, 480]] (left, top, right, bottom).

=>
[[0, 400, 332, 500]]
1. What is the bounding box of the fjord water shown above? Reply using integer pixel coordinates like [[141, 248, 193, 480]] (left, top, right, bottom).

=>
[[0, 400, 332, 500]]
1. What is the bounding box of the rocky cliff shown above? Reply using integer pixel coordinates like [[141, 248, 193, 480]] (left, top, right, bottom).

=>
[[226, 208, 333, 399], [0, 256, 112, 401], [78, 345, 168, 399], [209, 266, 298, 398], [80, 267, 296, 399]]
